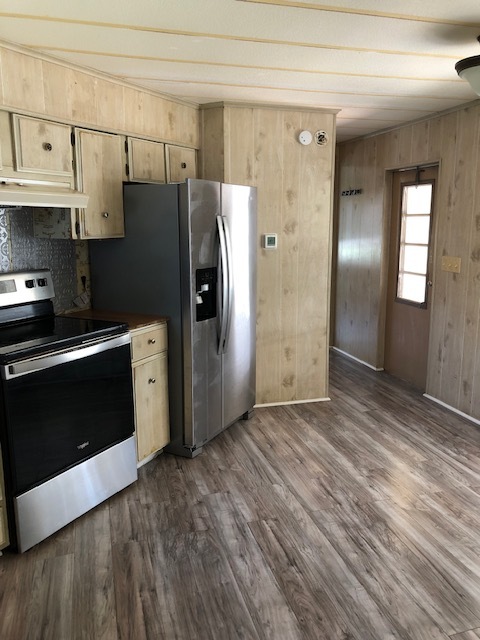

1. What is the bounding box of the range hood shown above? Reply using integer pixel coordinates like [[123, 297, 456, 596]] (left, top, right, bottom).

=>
[[0, 177, 89, 208]]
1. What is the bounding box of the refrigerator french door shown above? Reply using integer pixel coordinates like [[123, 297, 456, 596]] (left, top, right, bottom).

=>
[[90, 179, 257, 457]]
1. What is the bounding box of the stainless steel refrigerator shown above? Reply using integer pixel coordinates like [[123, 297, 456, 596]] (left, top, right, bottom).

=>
[[89, 179, 257, 457]]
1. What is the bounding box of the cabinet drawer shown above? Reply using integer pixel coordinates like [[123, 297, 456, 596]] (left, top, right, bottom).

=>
[[131, 324, 167, 361]]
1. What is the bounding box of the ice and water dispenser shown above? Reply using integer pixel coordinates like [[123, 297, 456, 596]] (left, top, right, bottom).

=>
[[195, 267, 217, 321]]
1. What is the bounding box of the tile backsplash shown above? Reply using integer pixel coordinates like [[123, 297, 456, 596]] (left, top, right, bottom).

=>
[[0, 207, 87, 312]]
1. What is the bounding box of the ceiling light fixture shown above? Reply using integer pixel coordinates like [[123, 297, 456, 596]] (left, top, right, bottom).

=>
[[455, 36, 480, 96]]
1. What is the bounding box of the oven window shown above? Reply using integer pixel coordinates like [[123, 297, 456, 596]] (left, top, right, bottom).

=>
[[2, 343, 134, 495]]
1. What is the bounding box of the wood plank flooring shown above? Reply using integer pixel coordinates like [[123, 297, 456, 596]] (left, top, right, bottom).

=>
[[4, 351, 480, 638]]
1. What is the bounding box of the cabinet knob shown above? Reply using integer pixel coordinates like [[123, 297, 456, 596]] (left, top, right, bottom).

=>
[[181, 162, 187, 169], [42, 142, 53, 152], [102, 211, 109, 218], [148, 338, 156, 344], [148, 378, 156, 384]]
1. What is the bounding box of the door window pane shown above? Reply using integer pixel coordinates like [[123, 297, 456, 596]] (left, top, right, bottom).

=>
[[396, 182, 433, 305], [398, 273, 426, 303], [402, 245, 428, 275], [404, 183, 432, 214], [404, 216, 430, 244]]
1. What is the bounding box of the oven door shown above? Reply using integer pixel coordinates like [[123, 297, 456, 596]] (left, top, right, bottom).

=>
[[1, 333, 134, 496]]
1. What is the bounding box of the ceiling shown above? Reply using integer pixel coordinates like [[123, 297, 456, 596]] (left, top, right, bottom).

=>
[[0, 0, 479, 143]]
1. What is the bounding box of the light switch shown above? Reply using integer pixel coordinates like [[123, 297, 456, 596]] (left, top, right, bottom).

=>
[[441, 256, 461, 273]]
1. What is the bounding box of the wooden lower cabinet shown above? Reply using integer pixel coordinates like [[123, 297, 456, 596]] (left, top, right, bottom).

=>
[[131, 322, 170, 464]]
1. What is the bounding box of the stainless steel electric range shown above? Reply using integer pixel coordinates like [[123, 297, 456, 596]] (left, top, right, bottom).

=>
[[0, 269, 137, 552]]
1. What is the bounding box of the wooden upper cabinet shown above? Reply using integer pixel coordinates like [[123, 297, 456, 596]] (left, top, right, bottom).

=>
[[74, 128, 125, 239], [12, 114, 73, 176], [165, 144, 197, 183], [127, 137, 166, 183]]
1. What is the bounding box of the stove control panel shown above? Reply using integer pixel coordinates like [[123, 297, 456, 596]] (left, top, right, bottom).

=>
[[0, 270, 55, 307]]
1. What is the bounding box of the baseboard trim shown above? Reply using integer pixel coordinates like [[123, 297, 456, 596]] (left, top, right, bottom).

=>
[[423, 394, 480, 427], [331, 347, 384, 372], [255, 397, 330, 408]]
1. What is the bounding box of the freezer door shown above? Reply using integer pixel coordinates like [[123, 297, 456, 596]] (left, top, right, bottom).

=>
[[221, 183, 257, 426], [179, 179, 223, 449]]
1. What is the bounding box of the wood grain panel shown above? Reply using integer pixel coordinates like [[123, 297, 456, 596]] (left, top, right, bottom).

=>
[[280, 112, 301, 401], [43, 62, 97, 125], [440, 107, 477, 410], [224, 106, 255, 186], [199, 106, 225, 182], [334, 101, 480, 423], [294, 111, 335, 399], [410, 120, 430, 164], [93, 78, 125, 132], [426, 112, 458, 400], [202, 103, 335, 404], [0, 42, 199, 150], [253, 108, 285, 403], [1, 47, 45, 114], [123, 87, 144, 136]]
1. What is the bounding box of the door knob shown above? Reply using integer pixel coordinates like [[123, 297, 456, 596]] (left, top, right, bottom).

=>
[[148, 378, 156, 384], [427, 280, 433, 287]]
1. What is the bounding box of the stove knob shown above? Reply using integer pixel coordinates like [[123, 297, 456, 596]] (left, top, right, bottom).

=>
[[37, 278, 47, 287], [25, 279, 35, 288]]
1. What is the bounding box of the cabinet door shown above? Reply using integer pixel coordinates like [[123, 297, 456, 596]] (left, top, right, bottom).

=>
[[134, 353, 170, 461], [75, 129, 125, 238], [13, 114, 73, 176], [165, 144, 197, 183], [127, 137, 166, 183]]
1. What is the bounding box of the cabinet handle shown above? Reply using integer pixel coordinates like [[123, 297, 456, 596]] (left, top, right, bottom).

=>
[[148, 338, 156, 344], [42, 142, 53, 152], [102, 211, 109, 218], [148, 378, 156, 384], [181, 162, 187, 169]]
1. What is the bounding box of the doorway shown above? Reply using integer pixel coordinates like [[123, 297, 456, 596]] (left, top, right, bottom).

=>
[[384, 166, 437, 390]]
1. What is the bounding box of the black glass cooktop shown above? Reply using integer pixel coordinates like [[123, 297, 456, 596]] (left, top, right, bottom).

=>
[[0, 315, 128, 364]]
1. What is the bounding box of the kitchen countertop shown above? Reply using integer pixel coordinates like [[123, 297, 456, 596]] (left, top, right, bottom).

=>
[[62, 308, 168, 332]]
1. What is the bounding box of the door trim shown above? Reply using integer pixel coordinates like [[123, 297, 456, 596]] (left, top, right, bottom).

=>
[[380, 162, 439, 384]]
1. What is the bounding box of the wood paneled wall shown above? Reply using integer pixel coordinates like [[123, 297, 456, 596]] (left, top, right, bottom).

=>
[[201, 104, 336, 405], [334, 100, 480, 420], [0, 42, 199, 148]]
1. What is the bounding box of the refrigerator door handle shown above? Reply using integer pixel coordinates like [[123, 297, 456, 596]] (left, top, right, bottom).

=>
[[222, 214, 234, 353], [216, 215, 229, 354]]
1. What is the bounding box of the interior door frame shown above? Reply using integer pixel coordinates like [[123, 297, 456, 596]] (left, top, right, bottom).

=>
[[379, 162, 440, 385]]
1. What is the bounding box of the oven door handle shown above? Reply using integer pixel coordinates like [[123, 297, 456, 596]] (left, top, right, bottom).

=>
[[2, 333, 130, 380]]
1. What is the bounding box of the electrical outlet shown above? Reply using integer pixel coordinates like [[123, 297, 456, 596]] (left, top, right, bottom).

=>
[[441, 256, 461, 273]]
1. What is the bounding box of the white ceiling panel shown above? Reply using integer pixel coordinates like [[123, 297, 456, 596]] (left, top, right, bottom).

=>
[[0, 0, 478, 142]]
